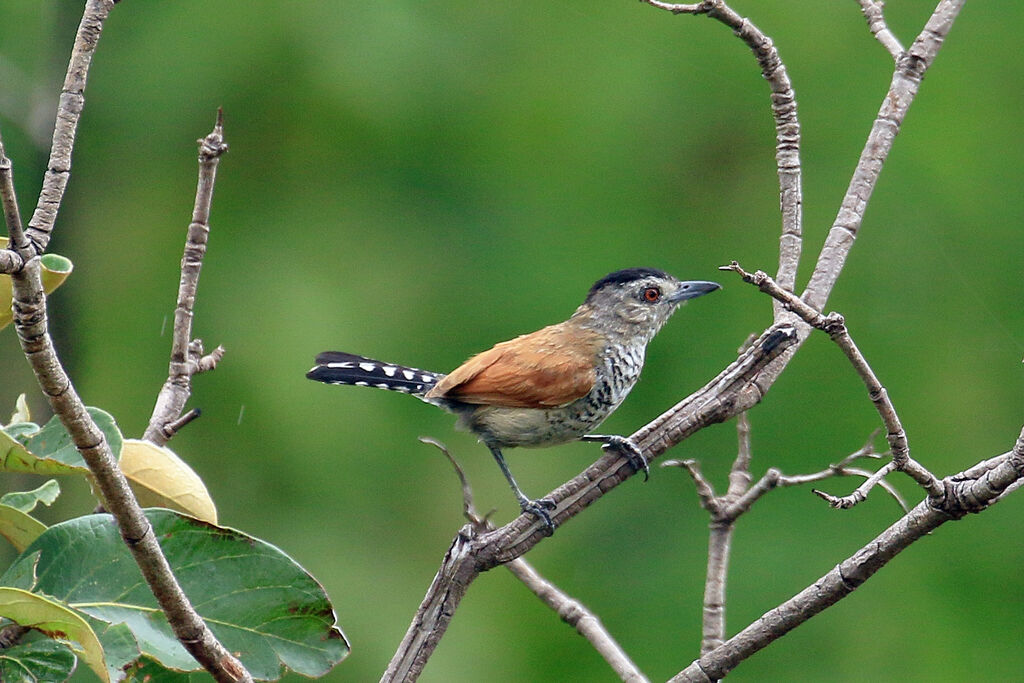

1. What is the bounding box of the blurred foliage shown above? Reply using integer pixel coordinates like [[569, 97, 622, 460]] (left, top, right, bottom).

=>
[[0, 1, 1022, 681]]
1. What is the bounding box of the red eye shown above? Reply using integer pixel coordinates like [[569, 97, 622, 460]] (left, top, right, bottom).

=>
[[643, 287, 661, 302]]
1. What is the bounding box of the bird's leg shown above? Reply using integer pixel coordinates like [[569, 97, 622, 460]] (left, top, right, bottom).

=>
[[581, 434, 649, 481], [488, 446, 556, 532]]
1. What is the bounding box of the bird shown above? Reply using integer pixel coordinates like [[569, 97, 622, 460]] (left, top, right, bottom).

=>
[[306, 268, 720, 531]]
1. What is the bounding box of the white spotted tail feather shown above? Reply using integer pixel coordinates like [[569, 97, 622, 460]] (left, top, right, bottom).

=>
[[306, 352, 442, 398]]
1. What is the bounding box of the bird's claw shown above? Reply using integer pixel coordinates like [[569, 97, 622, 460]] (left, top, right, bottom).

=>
[[520, 497, 557, 533], [601, 435, 650, 481]]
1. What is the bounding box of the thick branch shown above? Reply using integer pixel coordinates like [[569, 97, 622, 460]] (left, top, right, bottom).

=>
[[25, 0, 115, 256], [803, 0, 966, 309], [143, 112, 228, 446]]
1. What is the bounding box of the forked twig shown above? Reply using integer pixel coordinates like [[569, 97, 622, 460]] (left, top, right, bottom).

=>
[[857, 0, 905, 60], [723, 262, 942, 504], [143, 111, 228, 447]]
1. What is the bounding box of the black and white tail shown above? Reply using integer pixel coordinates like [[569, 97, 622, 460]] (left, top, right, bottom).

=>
[[306, 351, 442, 397]]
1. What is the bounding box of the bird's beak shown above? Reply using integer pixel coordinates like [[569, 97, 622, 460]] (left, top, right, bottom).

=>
[[669, 280, 722, 303]]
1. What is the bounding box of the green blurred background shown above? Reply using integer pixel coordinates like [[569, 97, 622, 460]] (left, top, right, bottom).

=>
[[1, 1, 1023, 681]]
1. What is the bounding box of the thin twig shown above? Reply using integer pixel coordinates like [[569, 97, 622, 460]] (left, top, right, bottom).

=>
[[505, 558, 650, 683], [724, 439, 907, 517], [666, 425, 897, 655], [25, 0, 115, 256], [857, 0, 905, 60], [640, 0, 803, 317], [159, 408, 202, 442], [0, 134, 30, 272], [665, 459, 719, 513], [724, 262, 943, 502], [143, 111, 228, 447], [813, 461, 897, 509], [419, 437, 487, 525]]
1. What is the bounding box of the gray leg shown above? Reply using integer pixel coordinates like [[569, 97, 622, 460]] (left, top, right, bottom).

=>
[[488, 446, 555, 532], [581, 434, 649, 481]]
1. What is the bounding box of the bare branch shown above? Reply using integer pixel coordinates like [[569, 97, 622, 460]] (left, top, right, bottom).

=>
[[638, 1, 707, 13], [25, 0, 115, 256], [725, 263, 943, 500], [803, 0, 967, 310], [857, 0, 905, 60], [663, 459, 720, 513], [670, 439, 1024, 682], [723, 438, 907, 516], [641, 0, 803, 316], [5, 13, 247, 677], [727, 411, 753, 497], [387, 0, 970, 675], [144, 111, 228, 447]]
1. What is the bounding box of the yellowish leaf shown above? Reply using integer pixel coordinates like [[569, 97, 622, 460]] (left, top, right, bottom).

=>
[[8, 393, 30, 425], [0, 236, 74, 330], [0, 586, 110, 682], [120, 439, 218, 524], [0, 504, 47, 551]]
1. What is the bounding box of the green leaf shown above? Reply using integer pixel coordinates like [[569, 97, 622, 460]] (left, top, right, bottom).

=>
[[0, 587, 109, 682], [23, 408, 123, 470], [3, 510, 350, 680], [0, 408, 122, 475], [0, 638, 77, 683], [0, 237, 74, 332], [91, 620, 141, 681], [0, 480, 60, 553], [1, 480, 61, 513], [0, 505, 48, 552], [125, 657, 199, 682]]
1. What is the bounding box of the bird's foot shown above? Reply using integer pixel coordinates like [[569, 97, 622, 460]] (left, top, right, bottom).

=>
[[583, 434, 649, 481], [518, 496, 557, 533]]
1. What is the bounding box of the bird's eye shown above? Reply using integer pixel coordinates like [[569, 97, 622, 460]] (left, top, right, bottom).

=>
[[642, 286, 661, 303]]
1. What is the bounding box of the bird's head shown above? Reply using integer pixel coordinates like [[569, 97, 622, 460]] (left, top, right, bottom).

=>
[[576, 267, 720, 342]]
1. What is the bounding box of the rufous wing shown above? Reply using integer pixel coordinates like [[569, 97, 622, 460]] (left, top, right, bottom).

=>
[[426, 323, 600, 408]]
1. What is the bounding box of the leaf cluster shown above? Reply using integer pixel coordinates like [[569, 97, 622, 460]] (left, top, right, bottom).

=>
[[0, 391, 349, 681]]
